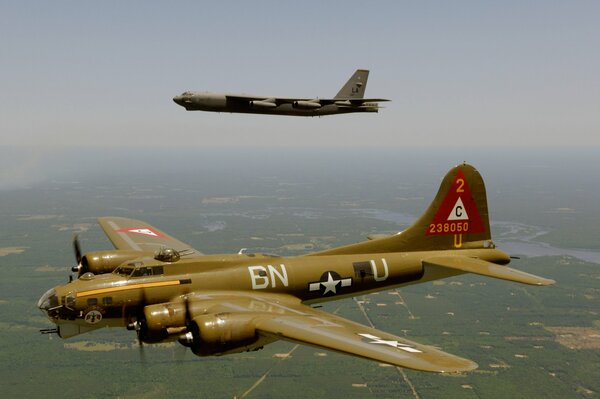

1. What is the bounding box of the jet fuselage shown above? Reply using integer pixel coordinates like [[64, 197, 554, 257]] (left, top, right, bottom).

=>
[[173, 92, 380, 116]]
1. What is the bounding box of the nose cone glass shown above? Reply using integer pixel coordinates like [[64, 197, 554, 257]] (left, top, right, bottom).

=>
[[38, 288, 57, 310]]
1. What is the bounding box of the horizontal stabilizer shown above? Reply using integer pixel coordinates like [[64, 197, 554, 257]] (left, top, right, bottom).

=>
[[333, 98, 391, 103], [367, 234, 393, 240], [423, 256, 555, 286]]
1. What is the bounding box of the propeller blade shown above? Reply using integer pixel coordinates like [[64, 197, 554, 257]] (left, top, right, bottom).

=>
[[136, 327, 147, 364], [136, 288, 148, 364], [181, 293, 200, 353], [137, 288, 147, 337], [121, 303, 128, 326], [73, 234, 82, 265], [71, 234, 85, 274], [183, 295, 192, 327]]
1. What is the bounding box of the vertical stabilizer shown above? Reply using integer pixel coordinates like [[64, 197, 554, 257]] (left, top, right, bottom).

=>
[[334, 69, 369, 99], [311, 164, 493, 255]]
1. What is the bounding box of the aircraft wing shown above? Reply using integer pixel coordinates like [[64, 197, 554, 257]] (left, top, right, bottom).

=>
[[190, 292, 477, 373], [97, 217, 202, 255], [225, 95, 389, 106], [320, 98, 391, 104], [225, 95, 311, 104]]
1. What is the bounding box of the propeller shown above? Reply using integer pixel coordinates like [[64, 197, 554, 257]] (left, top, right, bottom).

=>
[[71, 234, 85, 274], [183, 295, 192, 328], [177, 294, 198, 351], [126, 288, 148, 363], [173, 295, 195, 361], [73, 234, 82, 265], [135, 289, 148, 363]]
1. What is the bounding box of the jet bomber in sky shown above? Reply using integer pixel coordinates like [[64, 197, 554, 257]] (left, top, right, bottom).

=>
[[173, 69, 389, 117]]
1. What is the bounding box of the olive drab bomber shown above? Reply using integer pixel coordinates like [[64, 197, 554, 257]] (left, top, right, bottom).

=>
[[38, 164, 554, 373]]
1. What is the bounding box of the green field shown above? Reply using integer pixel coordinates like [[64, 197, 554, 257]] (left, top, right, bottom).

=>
[[1, 148, 599, 398]]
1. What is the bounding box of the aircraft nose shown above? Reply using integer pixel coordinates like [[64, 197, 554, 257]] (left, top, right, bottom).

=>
[[173, 95, 184, 106], [37, 288, 57, 311]]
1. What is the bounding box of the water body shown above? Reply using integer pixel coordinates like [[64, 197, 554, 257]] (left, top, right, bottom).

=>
[[498, 241, 600, 265], [493, 221, 600, 264], [357, 209, 600, 265]]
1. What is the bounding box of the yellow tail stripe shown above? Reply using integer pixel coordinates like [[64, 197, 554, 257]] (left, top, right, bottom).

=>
[[76, 280, 181, 298]]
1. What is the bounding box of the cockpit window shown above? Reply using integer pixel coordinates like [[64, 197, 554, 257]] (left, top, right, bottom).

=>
[[113, 265, 134, 277], [132, 267, 152, 277], [131, 266, 165, 277], [66, 292, 75, 307]]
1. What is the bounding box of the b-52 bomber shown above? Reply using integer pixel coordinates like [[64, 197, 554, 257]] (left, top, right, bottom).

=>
[[38, 164, 554, 373], [172, 69, 389, 117]]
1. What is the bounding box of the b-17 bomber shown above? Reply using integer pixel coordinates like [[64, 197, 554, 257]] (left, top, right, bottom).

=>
[[38, 164, 554, 373], [173, 69, 389, 117]]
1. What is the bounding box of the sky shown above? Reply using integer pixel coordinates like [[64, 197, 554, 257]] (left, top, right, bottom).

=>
[[1, 1, 599, 148]]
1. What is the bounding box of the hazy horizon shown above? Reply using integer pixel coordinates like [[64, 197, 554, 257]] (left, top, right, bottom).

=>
[[1, 145, 599, 189]]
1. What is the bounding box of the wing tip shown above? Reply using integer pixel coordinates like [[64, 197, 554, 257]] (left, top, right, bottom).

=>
[[440, 360, 479, 374], [535, 278, 556, 286], [426, 357, 478, 374], [401, 351, 478, 373]]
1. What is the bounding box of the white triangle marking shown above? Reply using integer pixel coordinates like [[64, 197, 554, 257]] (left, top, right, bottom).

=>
[[447, 197, 469, 221], [126, 228, 158, 237]]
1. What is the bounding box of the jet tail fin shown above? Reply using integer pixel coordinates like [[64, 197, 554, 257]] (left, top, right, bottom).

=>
[[334, 69, 369, 99]]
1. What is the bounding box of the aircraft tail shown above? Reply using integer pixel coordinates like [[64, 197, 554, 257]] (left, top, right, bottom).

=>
[[334, 69, 369, 99], [312, 163, 493, 255]]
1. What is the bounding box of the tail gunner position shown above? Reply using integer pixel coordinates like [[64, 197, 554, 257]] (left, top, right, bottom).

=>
[[38, 164, 554, 373]]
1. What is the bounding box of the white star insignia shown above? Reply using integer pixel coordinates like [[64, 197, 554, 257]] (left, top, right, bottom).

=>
[[308, 273, 352, 295], [358, 333, 422, 353], [321, 272, 340, 295]]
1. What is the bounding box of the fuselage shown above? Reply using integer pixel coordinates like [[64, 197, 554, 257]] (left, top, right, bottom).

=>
[[39, 247, 510, 337], [172, 92, 380, 116]]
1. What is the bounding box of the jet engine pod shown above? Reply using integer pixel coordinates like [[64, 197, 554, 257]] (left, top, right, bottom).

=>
[[249, 100, 277, 109], [190, 313, 259, 356], [293, 100, 321, 109]]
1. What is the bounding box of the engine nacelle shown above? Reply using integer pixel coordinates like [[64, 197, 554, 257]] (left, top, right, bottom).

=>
[[136, 302, 187, 343], [144, 302, 186, 330], [190, 313, 258, 356], [334, 100, 352, 106], [293, 100, 321, 109], [81, 250, 145, 275], [249, 100, 277, 109], [142, 303, 259, 352]]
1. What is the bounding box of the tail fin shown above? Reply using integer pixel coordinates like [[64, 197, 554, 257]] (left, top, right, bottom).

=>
[[334, 69, 369, 99], [312, 163, 492, 255]]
